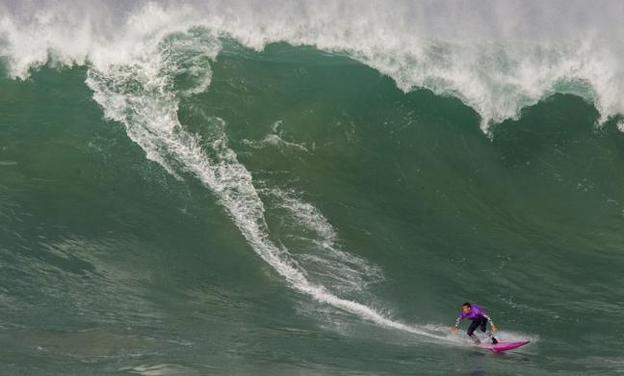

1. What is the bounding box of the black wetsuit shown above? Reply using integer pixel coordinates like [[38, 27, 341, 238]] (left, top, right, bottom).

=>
[[467, 316, 488, 337]]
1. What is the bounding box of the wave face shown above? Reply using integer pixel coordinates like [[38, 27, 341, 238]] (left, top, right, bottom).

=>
[[1, 2, 624, 375]]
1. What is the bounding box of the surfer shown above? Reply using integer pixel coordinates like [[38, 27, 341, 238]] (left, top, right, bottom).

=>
[[452, 302, 498, 344]]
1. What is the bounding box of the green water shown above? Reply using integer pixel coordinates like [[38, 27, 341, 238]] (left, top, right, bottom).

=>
[[1, 42, 624, 375]]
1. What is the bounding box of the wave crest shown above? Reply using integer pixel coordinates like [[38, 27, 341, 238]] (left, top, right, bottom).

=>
[[2, 1, 624, 130]]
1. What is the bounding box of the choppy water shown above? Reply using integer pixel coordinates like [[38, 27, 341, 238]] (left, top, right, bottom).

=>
[[1, 1, 624, 375]]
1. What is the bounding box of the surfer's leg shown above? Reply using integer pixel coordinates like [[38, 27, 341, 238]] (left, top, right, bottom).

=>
[[467, 320, 481, 344], [479, 317, 487, 333]]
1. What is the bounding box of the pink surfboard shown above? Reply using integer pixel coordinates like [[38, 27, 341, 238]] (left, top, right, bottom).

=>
[[479, 340, 530, 353]]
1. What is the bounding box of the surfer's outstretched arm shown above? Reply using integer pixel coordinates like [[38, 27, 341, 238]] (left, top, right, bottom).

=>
[[451, 316, 462, 333]]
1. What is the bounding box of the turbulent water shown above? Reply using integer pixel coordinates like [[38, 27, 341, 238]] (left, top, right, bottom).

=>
[[1, 1, 624, 375]]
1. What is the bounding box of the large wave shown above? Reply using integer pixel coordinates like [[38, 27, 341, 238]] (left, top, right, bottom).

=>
[[0, 0, 607, 344]]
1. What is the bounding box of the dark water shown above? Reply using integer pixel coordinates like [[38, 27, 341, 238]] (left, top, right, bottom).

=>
[[1, 36, 624, 375]]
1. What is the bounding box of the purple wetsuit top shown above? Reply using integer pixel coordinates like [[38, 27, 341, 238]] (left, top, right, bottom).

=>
[[455, 305, 494, 327]]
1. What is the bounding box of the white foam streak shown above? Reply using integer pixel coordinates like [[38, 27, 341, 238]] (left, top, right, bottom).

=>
[[268, 189, 383, 294], [83, 29, 452, 343]]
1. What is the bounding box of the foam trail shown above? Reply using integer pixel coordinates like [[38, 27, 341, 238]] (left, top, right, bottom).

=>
[[266, 188, 383, 295], [84, 30, 453, 343]]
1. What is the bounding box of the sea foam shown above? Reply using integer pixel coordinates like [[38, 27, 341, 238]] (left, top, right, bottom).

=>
[[1, 1, 624, 130]]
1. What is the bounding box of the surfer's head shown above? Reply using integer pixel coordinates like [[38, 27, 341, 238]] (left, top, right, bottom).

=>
[[461, 302, 472, 314]]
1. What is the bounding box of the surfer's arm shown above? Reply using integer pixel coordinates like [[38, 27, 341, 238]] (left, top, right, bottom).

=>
[[451, 316, 463, 333], [483, 314, 497, 332], [454, 316, 462, 328]]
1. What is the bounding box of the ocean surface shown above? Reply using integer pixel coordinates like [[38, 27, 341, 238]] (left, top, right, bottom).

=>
[[1, 1, 624, 375]]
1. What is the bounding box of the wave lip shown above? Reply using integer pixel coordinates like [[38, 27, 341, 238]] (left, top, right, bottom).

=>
[[2, 1, 624, 130]]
